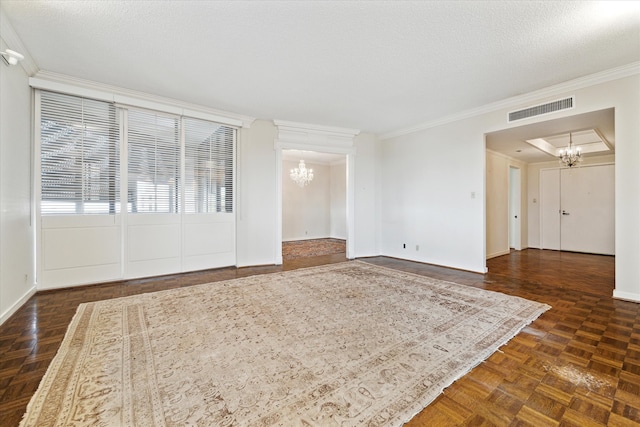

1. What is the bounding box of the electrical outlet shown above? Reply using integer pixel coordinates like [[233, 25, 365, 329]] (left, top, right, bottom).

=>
[[403, 243, 406, 249]]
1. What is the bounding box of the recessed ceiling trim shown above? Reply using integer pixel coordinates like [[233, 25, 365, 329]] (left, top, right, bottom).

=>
[[525, 138, 558, 157], [593, 128, 614, 150], [508, 97, 574, 122], [525, 128, 612, 159]]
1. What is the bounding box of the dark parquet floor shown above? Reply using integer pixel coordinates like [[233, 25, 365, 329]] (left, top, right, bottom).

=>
[[1, 249, 638, 426]]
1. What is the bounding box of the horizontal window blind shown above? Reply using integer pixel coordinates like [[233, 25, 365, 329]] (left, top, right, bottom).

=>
[[39, 93, 235, 217], [127, 109, 180, 213], [40, 91, 119, 215], [184, 117, 235, 213]]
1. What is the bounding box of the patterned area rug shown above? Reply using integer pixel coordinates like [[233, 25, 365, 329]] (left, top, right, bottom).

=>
[[20, 262, 550, 427], [282, 238, 346, 260]]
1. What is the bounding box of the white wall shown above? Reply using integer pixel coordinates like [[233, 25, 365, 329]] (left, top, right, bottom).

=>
[[380, 118, 487, 272], [382, 73, 640, 300], [0, 36, 35, 323], [236, 120, 278, 267], [282, 160, 331, 241], [486, 150, 528, 259]]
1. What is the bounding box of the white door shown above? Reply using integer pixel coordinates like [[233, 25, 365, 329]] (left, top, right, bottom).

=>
[[540, 169, 561, 250], [540, 165, 614, 255], [560, 165, 615, 255]]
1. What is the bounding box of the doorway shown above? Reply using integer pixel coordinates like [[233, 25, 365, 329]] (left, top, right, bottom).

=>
[[277, 148, 353, 263]]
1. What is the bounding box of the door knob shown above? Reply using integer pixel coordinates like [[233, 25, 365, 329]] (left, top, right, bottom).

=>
[[562, 210, 570, 215]]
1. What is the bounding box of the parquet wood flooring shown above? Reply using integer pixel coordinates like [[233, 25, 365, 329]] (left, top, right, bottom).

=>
[[1, 249, 638, 426], [282, 238, 346, 260]]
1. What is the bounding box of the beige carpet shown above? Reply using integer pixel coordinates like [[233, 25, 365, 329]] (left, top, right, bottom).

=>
[[21, 261, 550, 427]]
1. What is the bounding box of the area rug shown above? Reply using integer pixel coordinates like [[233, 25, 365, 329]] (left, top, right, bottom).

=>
[[20, 261, 550, 427], [282, 238, 346, 260]]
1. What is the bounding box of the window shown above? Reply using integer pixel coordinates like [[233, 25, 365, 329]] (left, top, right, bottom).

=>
[[39, 92, 235, 216], [40, 91, 119, 215], [127, 109, 181, 213], [184, 117, 235, 213]]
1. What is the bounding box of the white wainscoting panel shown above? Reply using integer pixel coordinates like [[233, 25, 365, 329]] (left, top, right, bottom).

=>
[[128, 225, 181, 261], [183, 214, 235, 271], [126, 214, 182, 278], [41, 264, 123, 290], [40, 215, 122, 289], [43, 227, 121, 270]]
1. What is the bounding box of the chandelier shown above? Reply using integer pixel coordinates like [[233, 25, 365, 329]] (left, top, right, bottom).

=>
[[558, 132, 582, 168], [289, 160, 314, 187]]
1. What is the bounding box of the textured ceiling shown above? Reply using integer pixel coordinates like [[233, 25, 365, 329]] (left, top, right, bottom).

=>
[[2, 1, 639, 135]]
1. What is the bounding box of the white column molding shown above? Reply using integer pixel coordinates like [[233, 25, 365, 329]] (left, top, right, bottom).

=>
[[274, 120, 360, 264], [274, 120, 360, 149]]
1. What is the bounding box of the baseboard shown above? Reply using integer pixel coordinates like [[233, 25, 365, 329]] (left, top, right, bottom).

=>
[[283, 237, 327, 242], [378, 253, 486, 274], [283, 237, 346, 243], [0, 286, 36, 326], [486, 249, 511, 260], [353, 252, 379, 259], [613, 290, 640, 303]]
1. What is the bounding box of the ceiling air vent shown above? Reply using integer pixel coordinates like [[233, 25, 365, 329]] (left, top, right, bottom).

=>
[[508, 97, 574, 122]]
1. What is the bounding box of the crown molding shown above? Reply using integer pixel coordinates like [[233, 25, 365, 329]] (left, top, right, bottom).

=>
[[32, 70, 256, 128], [274, 119, 360, 138], [381, 61, 640, 140], [0, 6, 39, 76]]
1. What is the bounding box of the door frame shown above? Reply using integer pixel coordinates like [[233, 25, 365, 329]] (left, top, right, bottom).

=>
[[509, 166, 522, 250]]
